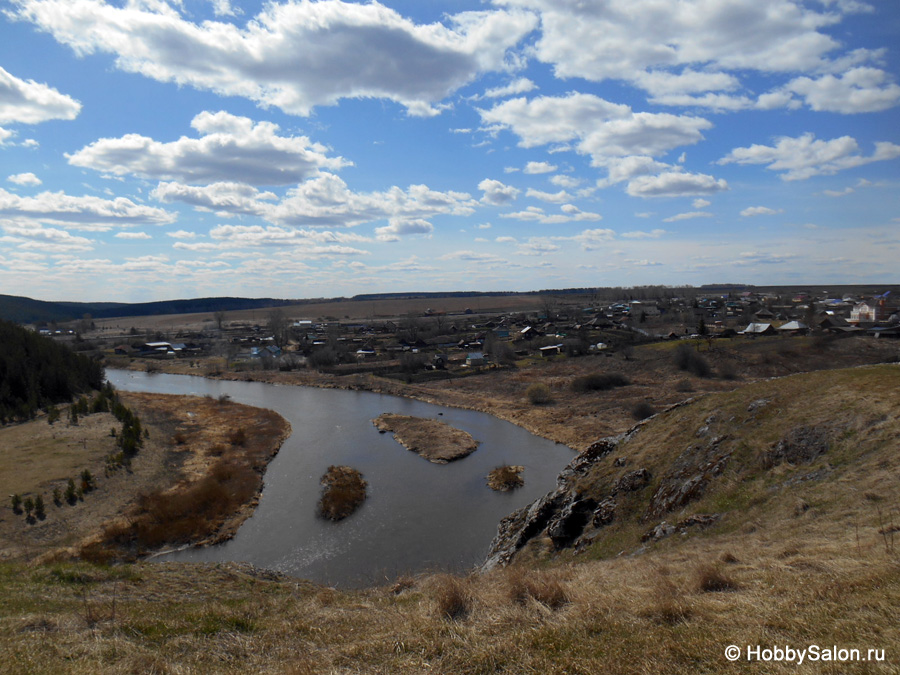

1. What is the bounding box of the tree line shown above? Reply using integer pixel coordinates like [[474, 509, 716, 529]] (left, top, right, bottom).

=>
[[0, 319, 104, 423]]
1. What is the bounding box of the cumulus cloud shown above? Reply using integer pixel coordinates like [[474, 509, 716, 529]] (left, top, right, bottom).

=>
[[1, 223, 94, 252], [374, 218, 434, 242], [480, 93, 723, 196], [501, 204, 602, 224], [525, 188, 571, 203], [68, 111, 348, 186], [114, 231, 152, 239], [785, 68, 900, 113], [570, 228, 616, 250], [14, 0, 536, 116], [478, 178, 520, 205], [0, 65, 81, 125], [626, 171, 728, 198], [719, 133, 900, 180], [740, 206, 783, 217], [0, 188, 176, 230], [523, 161, 557, 174], [493, 0, 843, 83], [7, 172, 42, 186]]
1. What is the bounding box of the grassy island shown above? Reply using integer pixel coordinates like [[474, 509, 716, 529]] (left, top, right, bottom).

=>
[[373, 413, 479, 464]]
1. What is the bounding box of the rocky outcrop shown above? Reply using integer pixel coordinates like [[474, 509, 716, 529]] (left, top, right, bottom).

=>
[[645, 436, 729, 520]]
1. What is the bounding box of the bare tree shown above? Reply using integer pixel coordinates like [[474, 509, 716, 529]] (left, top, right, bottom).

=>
[[214, 310, 226, 330], [267, 308, 290, 348]]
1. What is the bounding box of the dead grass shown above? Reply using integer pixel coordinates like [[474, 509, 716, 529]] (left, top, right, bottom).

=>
[[487, 465, 525, 491], [317, 466, 367, 521]]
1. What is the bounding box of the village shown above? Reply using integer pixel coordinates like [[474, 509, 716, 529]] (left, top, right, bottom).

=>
[[49, 287, 897, 381]]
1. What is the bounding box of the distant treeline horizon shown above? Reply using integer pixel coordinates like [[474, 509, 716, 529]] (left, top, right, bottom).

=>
[[2, 284, 898, 325]]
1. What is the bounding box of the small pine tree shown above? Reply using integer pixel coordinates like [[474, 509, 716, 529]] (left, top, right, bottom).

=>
[[34, 495, 45, 519], [65, 478, 77, 504], [52, 487, 62, 506], [11, 494, 22, 513], [47, 406, 60, 425], [69, 404, 79, 426], [80, 469, 94, 492], [23, 497, 34, 518]]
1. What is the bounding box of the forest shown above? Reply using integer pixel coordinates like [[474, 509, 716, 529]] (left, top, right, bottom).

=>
[[0, 319, 104, 423]]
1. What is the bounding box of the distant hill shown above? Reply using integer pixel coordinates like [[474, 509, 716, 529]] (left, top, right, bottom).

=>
[[0, 295, 296, 324]]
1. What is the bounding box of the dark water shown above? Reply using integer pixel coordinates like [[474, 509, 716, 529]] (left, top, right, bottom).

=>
[[107, 370, 574, 587]]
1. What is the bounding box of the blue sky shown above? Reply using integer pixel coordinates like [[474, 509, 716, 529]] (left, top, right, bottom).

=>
[[1, 0, 898, 302]]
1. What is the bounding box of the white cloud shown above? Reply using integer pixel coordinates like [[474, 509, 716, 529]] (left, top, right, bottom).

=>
[[0, 188, 176, 230], [719, 133, 900, 180], [7, 172, 42, 186], [374, 218, 434, 242], [478, 178, 520, 205], [549, 174, 581, 189], [501, 204, 601, 224], [114, 231, 152, 239], [166, 229, 196, 239], [785, 67, 900, 113], [740, 206, 783, 217], [152, 182, 275, 216], [14, 0, 537, 117], [0, 65, 81, 124], [662, 211, 712, 223], [692, 198, 711, 209], [515, 237, 559, 256], [482, 77, 537, 99], [621, 229, 667, 238], [523, 161, 557, 174], [525, 188, 571, 203], [1, 223, 93, 251], [626, 171, 728, 198], [570, 228, 616, 250], [493, 0, 843, 83], [69, 111, 348, 186]]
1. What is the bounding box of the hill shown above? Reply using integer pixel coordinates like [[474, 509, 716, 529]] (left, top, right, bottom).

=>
[[0, 365, 896, 673], [0, 319, 103, 422], [0, 294, 296, 324]]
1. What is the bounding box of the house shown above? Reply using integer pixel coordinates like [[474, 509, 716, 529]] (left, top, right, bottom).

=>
[[740, 323, 776, 336], [539, 344, 564, 357], [776, 321, 808, 334], [466, 352, 486, 367]]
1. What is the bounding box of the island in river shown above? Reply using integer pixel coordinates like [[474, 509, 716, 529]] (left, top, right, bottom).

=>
[[372, 413, 479, 464]]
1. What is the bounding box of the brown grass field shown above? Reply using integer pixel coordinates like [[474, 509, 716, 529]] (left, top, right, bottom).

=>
[[0, 393, 289, 564]]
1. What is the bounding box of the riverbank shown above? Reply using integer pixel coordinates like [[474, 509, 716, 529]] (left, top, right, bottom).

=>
[[373, 413, 479, 463], [109, 335, 898, 454], [0, 392, 290, 564]]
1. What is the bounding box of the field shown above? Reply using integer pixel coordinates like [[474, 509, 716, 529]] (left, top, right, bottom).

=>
[[0, 393, 289, 564]]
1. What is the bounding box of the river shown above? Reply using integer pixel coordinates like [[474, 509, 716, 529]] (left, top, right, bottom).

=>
[[107, 370, 574, 588]]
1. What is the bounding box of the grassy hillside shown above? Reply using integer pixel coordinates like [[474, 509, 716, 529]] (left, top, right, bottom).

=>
[[0, 366, 897, 673]]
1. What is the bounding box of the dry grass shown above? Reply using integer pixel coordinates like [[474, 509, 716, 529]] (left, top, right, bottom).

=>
[[486, 465, 525, 491], [0, 533, 896, 674], [317, 466, 367, 521]]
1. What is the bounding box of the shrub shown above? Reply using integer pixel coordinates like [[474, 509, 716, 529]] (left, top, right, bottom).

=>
[[526, 382, 551, 405], [632, 401, 657, 420], [80, 469, 94, 493], [572, 372, 631, 393], [695, 563, 739, 592], [674, 343, 712, 378], [318, 466, 367, 521], [65, 479, 77, 504], [674, 379, 694, 393], [432, 574, 470, 621], [172, 431, 188, 445], [23, 497, 34, 518], [505, 567, 569, 609], [11, 494, 22, 514], [487, 465, 524, 491]]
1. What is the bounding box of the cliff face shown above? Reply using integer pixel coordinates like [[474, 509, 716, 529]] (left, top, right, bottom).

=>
[[482, 364, 900, 571]]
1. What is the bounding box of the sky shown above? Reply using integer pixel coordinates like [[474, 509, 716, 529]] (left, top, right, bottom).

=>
[[0, 0, 898, 303]]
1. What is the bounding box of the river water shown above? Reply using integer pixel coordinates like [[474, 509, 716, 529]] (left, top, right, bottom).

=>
[[106, 370, 574, 587]]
